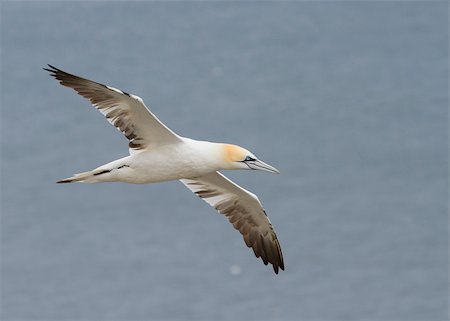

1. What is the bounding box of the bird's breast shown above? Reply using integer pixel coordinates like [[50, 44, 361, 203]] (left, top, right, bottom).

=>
[[127, 144, 218, 183]]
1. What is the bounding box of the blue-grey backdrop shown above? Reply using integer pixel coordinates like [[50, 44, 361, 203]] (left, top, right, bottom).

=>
[[1, 2, 448, 320]]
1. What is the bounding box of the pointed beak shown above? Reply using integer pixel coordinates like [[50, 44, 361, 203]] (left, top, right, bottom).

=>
[[247, 159, 280, 174]]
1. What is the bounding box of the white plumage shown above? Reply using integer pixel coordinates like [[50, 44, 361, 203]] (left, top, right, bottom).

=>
[[45, 65, 284, 274]]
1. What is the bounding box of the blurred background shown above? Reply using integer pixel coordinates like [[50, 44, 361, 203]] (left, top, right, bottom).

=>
[[1, 2, 448, 320]]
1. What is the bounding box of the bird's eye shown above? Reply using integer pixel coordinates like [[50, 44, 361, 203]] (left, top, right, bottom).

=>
[[244, 156, 255, 162]]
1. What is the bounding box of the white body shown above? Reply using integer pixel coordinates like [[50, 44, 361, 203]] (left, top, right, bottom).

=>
[[91, 139, 225, 184]]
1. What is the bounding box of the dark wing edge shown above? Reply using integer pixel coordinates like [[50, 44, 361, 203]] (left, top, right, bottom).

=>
[[44, 64, 130, 101], [44, 64, 147, 151], [44, 64, 180, 152], [181, 174, 285, 274]]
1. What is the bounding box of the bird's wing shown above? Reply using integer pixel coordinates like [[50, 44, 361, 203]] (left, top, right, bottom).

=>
[[45, 65, 181, 154], [180, 171, 284, 274]]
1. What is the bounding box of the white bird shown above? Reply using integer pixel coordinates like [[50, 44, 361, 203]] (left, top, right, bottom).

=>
[[45, 65, 284, 274]]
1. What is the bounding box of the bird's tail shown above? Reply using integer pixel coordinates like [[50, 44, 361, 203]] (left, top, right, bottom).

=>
[[56, 170, 102, 184]]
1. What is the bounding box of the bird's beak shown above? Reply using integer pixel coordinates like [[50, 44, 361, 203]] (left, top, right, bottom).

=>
[[247, 159, 280, 174]]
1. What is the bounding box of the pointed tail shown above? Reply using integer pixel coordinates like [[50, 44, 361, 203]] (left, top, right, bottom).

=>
[[56, 170, 96, 184]]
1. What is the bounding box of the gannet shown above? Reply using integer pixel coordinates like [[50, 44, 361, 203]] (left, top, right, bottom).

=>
[[45, 65, 284, 274]]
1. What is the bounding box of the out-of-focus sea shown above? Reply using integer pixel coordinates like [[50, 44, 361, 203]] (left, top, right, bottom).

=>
[[1, 2, 448, 320]]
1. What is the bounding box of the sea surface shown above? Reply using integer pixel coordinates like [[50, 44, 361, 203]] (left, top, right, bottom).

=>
[[1, 2, 448, 320]]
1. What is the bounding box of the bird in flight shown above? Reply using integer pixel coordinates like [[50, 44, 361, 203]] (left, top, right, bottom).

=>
[[45, 65, 284, 274]]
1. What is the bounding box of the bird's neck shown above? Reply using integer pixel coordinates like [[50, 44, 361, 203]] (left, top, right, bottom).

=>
[[185, 139, 233, 171]]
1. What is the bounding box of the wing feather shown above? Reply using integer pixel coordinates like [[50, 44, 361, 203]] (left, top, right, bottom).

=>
[[45, 65, 181, 153], [180, 172, 284, 274]]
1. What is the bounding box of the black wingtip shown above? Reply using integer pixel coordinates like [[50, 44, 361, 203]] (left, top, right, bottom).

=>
[[272, 262, 285, 274], [44, 64, 62, 75], [44, 64, 57, 76]]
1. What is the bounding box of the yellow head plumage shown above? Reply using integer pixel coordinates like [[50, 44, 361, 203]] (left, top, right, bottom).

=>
[[222, 144, 250, 163], [218, 143, 279, 173]]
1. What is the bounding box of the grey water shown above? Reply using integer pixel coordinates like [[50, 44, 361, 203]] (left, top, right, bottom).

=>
[[1, 2, 448, 320]]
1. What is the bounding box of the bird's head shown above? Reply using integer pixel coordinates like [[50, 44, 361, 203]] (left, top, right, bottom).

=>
[[220, 144, 280, 174]]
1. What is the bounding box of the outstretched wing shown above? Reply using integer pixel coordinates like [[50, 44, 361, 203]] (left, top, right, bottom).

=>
[[45, 65, 181, 153], [180, 172, 284, 274]]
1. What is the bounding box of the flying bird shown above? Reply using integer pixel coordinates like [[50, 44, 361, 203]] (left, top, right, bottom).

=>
[[45, 65, 284, 274]]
